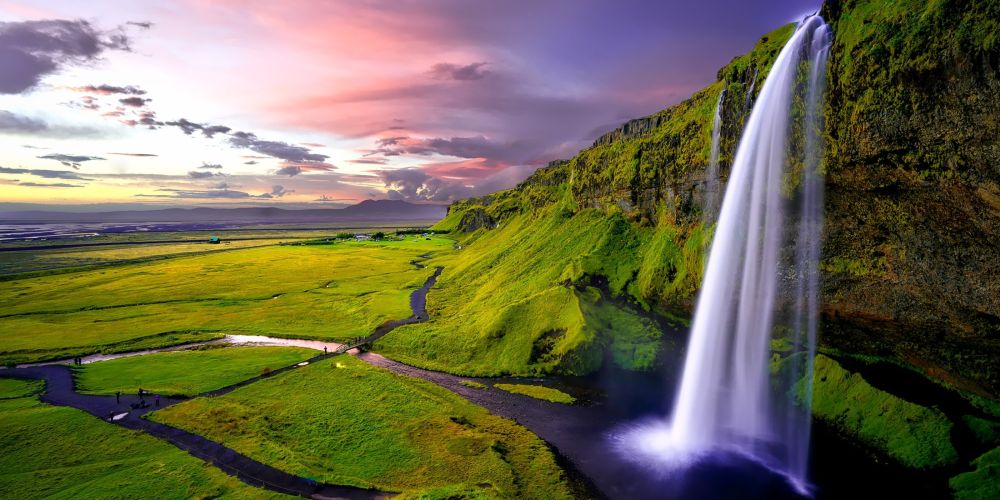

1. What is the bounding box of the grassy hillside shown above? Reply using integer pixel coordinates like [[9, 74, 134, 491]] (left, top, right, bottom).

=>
[[375, 25, 794, 377], [386, 0, 1000, 399]]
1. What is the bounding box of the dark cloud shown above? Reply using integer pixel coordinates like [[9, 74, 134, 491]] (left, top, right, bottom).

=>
[[229, 131, 329, 163], [274, 162, 336, 177], [164, 118, 230, 137], [0, 110, 102, 138], [70, 84, 145, 95], [255, 185, 291, 199], [299, 142, 325, 147], [107, 152, 157, 157], [0, 19, 133, 94], [16, 181, 83, 188], [367, 135, 524, 166], [379, 164, 534, 202], [348, 157, 388, 165], [118, 96, 150, 107], [37, 153, 105, 169], [126, 21, 153, 30], [244, 160, 258, 165], [138, 184, 289, 200], [139, 188, 253, 199], [429, 62, 490, 81], [187, 170, 219, 179], [199, 162, 223, 169], [0, 166, 92, 180]]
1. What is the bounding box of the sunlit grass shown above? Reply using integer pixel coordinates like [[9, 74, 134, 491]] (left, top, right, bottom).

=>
[[75, 346, 316, 397], [494, 383, 575, 404], [0, 237, 452, 365], [0, 392, 281, 498], [150, 355, 573, 498]]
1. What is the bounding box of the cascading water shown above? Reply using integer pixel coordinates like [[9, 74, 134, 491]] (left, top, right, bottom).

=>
[[703, 87, 725, 223], [615, 15, 831, 494]]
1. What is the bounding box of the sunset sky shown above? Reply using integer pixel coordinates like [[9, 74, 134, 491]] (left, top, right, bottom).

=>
[[0, 0, 818, 208]]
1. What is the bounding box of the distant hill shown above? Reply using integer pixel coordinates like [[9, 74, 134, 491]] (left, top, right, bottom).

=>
[[0, 199, 447, 223]]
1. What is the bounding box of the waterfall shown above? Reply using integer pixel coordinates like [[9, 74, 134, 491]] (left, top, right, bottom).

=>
[[616, 16, 831, 493], [703, 87, 725, 223]]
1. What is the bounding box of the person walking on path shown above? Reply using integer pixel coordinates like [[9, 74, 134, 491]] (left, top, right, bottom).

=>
[[324, 346, 328, 354], [155, 394, 160, 407], [116, 391, 120, 404]]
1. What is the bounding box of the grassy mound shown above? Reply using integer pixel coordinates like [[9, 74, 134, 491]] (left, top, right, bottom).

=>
[[494, 383, 575, 404], [150, 355, 572, 498], [75, 346, 316, 397], [808, 354, 958, 468]]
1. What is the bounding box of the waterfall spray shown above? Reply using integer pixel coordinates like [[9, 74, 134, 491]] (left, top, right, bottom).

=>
[[615, 16, 831, 493]]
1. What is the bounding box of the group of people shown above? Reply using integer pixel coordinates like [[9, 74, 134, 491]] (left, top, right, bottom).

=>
[[106, 388, 160, 420], [72, 356, 84, 365]]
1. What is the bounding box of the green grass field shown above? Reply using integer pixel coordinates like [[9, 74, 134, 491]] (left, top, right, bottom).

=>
[[0, 239, 306, 276], [494, 383, 576, 404], [75, 346, 316, 397], [150, 355, 573, 498], [0, 236, 451, 365], [0, 379, 281, 499]]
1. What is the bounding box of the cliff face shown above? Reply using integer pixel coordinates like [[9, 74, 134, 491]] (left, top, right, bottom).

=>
[[435, 0, 1000, 394], [819, 0, 1000, 396]]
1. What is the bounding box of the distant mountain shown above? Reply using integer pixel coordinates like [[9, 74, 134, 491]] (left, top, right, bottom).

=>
[[0, 200, 447, 223]]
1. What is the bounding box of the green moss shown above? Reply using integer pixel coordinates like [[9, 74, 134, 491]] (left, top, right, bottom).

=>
[[460, 380, 486, 389], [950, 446, 1000, 500], [493, 383, 576, 404], [964, 415, 1000, 446], [807, 354, 958, 468]]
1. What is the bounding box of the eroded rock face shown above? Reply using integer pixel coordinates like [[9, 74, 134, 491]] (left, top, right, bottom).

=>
[[819, 0, 1000, 395], [442, 0, 1000, 395]]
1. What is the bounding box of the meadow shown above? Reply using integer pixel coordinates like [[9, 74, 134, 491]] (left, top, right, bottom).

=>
[[0, 235, 452, 366], [0, 378, 279, 499], [0, 238, 303, 276], [75, 346, 317, 397], [150, 354, 574, 498]]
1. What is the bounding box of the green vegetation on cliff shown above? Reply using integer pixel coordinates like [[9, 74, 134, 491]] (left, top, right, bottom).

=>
[[807, 354, 957, 468], [151, 355, 573, 498], [950, 446, 1000, 500]]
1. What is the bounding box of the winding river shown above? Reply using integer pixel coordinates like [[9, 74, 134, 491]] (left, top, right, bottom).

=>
[[2, 259, 946, 499]]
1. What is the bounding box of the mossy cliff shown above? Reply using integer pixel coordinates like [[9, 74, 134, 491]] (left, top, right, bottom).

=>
[[417, 0, 1000, 399]]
